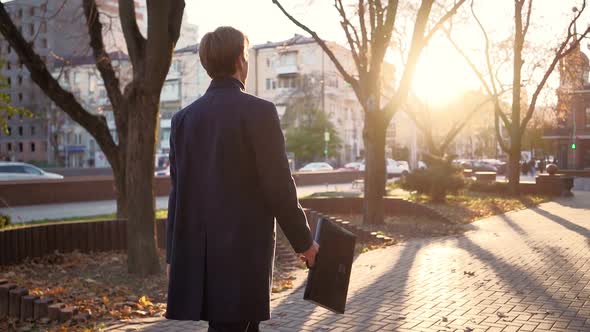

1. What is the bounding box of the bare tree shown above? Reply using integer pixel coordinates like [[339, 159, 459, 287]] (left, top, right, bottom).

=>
[[0, 0, 185, 275], [273, 0, 467, 224], [446, 0, 590, 193], [404, 90, 504, 159]]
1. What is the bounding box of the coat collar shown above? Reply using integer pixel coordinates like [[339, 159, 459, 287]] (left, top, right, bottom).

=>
[[207, 77, 245, 92]]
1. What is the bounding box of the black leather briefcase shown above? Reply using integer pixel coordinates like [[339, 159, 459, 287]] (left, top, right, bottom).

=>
[[303, 217, 356, 314]]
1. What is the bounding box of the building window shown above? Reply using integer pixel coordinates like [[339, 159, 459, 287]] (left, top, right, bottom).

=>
[[40, 4, 47, 13], [586, 107, 590, 128], [272, 80, 276, 90], [7, 127, 11, 136], [31, 126, 36, 136], [18, 93, 23, 102], [266, 78, 271, 90], [40, 38, 47, 48], [30, 142, 36, 152], [6, 62, 10, 70], [18, 75, 22, 85], [39, 21, 46, 33], [29, 7, 35, 16], [18, 9, 23, 18], [7, 77, 11, 86], [18, 126, 23, 136], [7, 143, 12, 152], [28, 23, 35, 36], [18, 142, 23, 152]]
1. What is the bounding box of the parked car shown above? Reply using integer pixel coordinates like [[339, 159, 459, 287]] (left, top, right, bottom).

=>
[[155, 166, 170, 177], [459, 160, 498, 172], [0, 162, 64, 181], [481, 159, 507, 174], [359, 159, 410, 176], [298, 162, 334, 172], [343, 161, 362, 171]]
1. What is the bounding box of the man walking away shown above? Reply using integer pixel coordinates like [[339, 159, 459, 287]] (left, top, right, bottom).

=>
[[165, 27, 319, 332]]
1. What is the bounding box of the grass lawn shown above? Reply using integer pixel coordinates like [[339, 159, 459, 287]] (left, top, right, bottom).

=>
[[403, 190, 549, 224], [2, 210, 169, 230]]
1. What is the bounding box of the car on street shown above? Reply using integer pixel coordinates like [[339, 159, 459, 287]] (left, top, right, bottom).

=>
[[343, 161, 362, 171], [359, 159, 410, 176], [0, 162, 64, 181], [458, 159, 498, 173], [298, 162, 334, 172], [154, 166, 170, 177]]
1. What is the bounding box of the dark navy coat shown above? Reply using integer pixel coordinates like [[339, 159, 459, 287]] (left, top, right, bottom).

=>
[[165, 77, 313, 322]]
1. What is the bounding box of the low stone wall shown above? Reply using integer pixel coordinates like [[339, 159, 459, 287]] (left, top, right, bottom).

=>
[[0, 171, 364, 207], [0, 176, 171, 207], [300, 197, 451, 223]]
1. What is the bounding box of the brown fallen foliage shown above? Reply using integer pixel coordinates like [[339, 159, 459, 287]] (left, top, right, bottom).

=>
[[0, 249, 300, 331]]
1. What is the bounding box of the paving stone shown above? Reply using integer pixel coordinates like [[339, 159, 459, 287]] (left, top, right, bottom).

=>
[[103, 194, 590, 331]]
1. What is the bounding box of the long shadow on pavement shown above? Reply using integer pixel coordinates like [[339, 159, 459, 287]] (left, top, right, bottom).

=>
[[264, 241, 422, 331], [455, 236, 585, 326], [529, 206, 590, 238]]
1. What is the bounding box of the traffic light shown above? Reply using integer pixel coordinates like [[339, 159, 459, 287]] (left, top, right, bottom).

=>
[[571, 142, 577, 150], [324, 149, 328, 156]]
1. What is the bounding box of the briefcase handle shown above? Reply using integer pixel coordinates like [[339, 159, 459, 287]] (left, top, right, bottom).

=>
[[306, 252, 319, 270]]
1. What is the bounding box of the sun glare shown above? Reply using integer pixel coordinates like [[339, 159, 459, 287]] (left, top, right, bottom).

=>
[[411, 42, 479, 107]]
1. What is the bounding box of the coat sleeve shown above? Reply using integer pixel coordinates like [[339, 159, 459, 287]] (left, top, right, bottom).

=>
[[245, 102, 313, 253], [166, 116, 177, 264]]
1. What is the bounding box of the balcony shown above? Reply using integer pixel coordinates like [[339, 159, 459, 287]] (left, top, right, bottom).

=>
[[543, 127, 590, 139], [276, 64, 299, 76]]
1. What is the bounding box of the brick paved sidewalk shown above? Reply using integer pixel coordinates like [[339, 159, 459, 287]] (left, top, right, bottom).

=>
[[105, 192, 590, 332]]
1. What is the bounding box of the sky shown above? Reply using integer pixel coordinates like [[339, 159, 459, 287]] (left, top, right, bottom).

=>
[[185, 0, 590, 106]]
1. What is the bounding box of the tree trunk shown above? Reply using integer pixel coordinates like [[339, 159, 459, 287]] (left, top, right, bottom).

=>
[[507, 134, 521, 194], [363, 111, 387, 225], [125, 94, 160, 275], [113, 162, 128, 219]]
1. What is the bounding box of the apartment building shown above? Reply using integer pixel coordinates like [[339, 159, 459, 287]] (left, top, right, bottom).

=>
[[0, 0, 146, 164], [246, 34, 365, 164], [49, 44, 211, 167]]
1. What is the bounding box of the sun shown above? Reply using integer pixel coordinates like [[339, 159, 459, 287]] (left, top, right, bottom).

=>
[[411, 41, 480, 107]]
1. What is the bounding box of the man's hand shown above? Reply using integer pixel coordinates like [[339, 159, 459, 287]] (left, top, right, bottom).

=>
[[166, 264, 170, 280], [300, 241, 319, 268]]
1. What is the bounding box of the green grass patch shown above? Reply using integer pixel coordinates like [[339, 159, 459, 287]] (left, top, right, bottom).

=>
[[2, 209, 169, 230]]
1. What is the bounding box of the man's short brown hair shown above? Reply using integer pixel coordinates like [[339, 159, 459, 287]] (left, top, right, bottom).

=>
[[199, 27, 248, 79]]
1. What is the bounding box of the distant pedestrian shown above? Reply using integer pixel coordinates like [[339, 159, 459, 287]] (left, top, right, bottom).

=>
[[529, 159, 536, 176]]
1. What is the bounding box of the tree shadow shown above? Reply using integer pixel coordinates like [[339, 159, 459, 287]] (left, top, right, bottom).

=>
[[528, 206, 590, 238], [263, 241, 422, 331], [455, 237, 581, 321]]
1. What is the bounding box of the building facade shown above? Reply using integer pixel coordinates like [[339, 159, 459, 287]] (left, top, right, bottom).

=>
[[0, 0, 146, 164], [544, 44, 590, 169], [246, 34, 365, 164], [49, 45, 210, 167]]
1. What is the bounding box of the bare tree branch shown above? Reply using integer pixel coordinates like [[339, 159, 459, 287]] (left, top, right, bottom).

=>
[[382, 0, 436, 117], [272, 0, 360, 93], [119, 0, 146, 67], [440, 90, 509, 152], [522, 0, 534, 38], [494, 109, 510, 152], [143, 0, 185, 93], [424, 0, 468, 43], [335, 0, 363, 71], [521, 0, 590, 132], [443, 27, 512, 130], [358, 0, 369, 69], [82, 0, 123, 112], [0, 2, 117, 157]]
